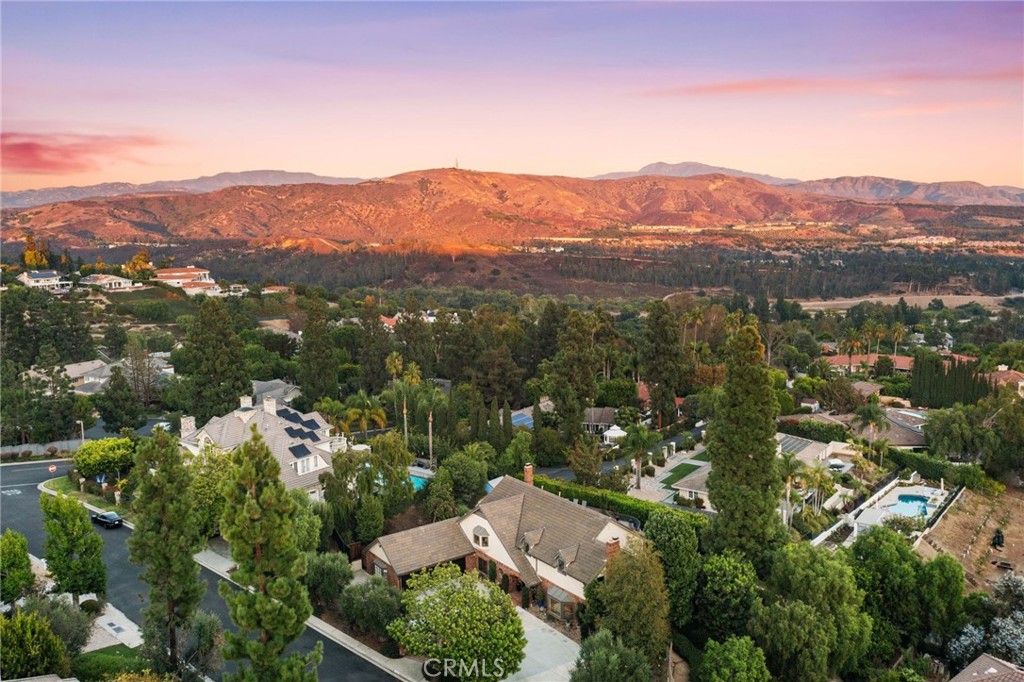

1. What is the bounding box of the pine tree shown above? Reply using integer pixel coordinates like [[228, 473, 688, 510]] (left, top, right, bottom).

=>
[[95, 366, 144, 433], [128, 430, 206, 673], [706, 324, 786, 569], [185, 299, 251, 423], [218, 428, 321, 682], [297, 297, 337, 410]]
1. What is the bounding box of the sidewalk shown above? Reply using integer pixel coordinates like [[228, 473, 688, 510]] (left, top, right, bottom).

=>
[[512, 608, 579, 682]]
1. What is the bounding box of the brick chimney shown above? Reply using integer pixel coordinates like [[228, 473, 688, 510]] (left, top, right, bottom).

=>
[[606, 537, 620, 562], [180, 416, 196, 437], [263, 397, 277, 415], [240, 395, 253, 409], [523, 463, 534, 486]]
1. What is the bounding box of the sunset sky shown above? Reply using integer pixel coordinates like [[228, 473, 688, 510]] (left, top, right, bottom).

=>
[[3, 1, 1022, 191]]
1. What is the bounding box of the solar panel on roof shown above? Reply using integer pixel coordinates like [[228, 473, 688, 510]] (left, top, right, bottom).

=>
[[289, 443, 312, 458]]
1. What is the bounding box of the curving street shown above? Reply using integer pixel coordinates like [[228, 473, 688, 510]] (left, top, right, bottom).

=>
[[0, 460, 397, 682]]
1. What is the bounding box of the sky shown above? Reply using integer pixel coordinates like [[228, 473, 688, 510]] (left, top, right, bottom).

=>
[[2, 1, 1023, 191]]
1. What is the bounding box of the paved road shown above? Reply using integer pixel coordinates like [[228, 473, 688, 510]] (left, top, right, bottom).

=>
[[0, 461, 396, 682]]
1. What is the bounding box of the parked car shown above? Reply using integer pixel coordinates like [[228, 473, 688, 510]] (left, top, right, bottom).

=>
[[91, 511, 123, 529]]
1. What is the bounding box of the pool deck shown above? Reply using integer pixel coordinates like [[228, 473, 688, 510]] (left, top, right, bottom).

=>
[[878, 484, 950, 513]]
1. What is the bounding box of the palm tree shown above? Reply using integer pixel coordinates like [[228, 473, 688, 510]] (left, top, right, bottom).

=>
[[890, 322, 907, 355], [624, 423, 661, 490], [839, 328, 864, 374], [870, 437, 891, 468], [690, 307, 705, 360], [804, 464, 835, 515], [385, 351, 403, 424], [399, 363, 421, 445], [344, 390, 387, 441], [418, 385, 446, 469], [862, 319, 884, 356], [853, 400, 887, 444], [778, 451, 805, 529], [313, 397, 350, 436]]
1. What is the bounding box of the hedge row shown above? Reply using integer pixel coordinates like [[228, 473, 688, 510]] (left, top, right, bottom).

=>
[[672, 632, 704, 682], [885, 449, 1002, 495], [777, 418, 848, 444], [527, 474, 710, 531]]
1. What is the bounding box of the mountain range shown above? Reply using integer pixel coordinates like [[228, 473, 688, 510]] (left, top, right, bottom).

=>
[[1, 170, 362, 209], [5, 168, 1019, 250], [598, 161, 1024, 206]]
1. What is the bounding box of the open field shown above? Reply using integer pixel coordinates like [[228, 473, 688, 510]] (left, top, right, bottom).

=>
[[797, 294, 1008, 311], [919, 486, 1024, 592]]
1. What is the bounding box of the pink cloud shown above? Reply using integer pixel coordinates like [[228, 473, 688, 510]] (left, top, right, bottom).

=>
[[1, 132, 164, 174], [859, 99, 1011, 119], [642, 67, 1024, 97]]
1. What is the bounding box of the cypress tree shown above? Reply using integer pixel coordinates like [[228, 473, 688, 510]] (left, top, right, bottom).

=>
[[487, 398, 502, 450], [706, 324, 786, 570], [186, 299, 250, 423], [502, 400, 514, 449], [297, 297, 337, 411], [95, 366, 144, 433], [219, 429, 322, 682], [128, 430, 206, 673]]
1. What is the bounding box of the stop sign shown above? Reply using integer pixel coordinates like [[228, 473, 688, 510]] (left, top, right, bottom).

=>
[[48, 465, 56, 473]]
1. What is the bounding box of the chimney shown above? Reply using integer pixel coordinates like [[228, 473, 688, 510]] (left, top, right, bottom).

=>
[[523, 463, 534, 486], [240, 395, 253, 409], [263, 397, 277, 415], [606, 538, 620, 562], [180, 416, 196, 437]]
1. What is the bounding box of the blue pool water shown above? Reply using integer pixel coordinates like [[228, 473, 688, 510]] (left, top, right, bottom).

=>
[[884, 494, 932, 518], [411, 475, 429, 491]]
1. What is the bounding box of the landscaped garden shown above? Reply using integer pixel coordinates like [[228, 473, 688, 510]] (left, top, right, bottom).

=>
[[660, 461, 701, 489]]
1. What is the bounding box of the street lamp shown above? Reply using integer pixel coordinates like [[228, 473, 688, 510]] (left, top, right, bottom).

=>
[[76, 420, 85, 447]]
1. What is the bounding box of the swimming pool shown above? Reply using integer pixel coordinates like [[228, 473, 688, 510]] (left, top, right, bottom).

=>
[[883, 494, 933, 518], [411, 475, 429, 491]]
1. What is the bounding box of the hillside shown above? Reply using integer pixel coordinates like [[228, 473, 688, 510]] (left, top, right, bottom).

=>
[[3, 168, 1021, 249], [1, 170, 363, 208], [593, 161, 798, 185], [788, 176, 1024, 206]]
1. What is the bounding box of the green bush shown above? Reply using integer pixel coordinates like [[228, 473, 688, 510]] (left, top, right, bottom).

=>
[[672, 632, 704, 682], [80, 599, 104, 616], [643, 464, 656, 477], [73, 438, 134, 478], [71, 645, 147, 682], [777, 418, 848, 444], [302, 552, 354, 614], [529, 473, 710, 529], [338, 577, 403, 638]]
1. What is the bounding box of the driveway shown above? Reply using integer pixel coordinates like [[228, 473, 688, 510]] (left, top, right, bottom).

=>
[[0, 460, 396, 682]]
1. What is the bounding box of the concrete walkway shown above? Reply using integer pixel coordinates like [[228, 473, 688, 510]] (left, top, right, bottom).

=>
[[510, 608, 579, 682]]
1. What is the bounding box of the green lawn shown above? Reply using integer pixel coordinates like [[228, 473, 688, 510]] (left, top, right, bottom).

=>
[[689, 449, 711, 462], [72, 644, 148, 682], [661, 462, 701, 489], [42, 477, 125, 516], [107, 285, 199, 319]]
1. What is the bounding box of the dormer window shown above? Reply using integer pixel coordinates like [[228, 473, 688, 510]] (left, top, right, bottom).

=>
[[557, 556, 566, 573], [472, 525, 489, 548]]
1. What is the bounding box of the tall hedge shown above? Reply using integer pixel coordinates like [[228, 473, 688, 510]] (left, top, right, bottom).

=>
[[73, 437, 135, 479]]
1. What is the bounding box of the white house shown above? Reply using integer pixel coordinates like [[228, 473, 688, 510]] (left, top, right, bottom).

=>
[[152, 266, 212, 288], [79, 273, 138, 290], [178, 396, 347, 499], [16, 270, 71, 291]]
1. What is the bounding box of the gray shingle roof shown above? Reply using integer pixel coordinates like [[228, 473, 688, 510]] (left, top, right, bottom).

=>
[[372, 518, 474, 577], [950, 653, 1024, 682]]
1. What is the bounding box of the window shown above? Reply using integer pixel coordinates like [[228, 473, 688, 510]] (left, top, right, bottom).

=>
[[474, 533, 489, 547], [688, 490, 698, 500], [296, 457, 312, 475], [557, 557, 566, 573]]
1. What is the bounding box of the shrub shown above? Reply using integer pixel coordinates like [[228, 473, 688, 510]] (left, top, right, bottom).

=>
[[777, 418, 848, 444], [80, 599, 104, 615], [0, 452, 16, 462], [73, 438, 134, 478], [643, 464, 656, 477], [501, 574, 510, 593], [654, 455, 667, 467], [339, 577, 403, 638], [47, 446, 58, 456], [102, 489, 117, 505], [21, 594, 95, 657], [0, 611, 69, 679], [71, 647, 148, 682], [21, 450, 33, 460], [302, 552, 354, 614]]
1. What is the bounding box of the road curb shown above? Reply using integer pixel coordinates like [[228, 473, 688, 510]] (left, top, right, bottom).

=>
[[193, 552, 422, 682], [2, 457, 74, 467]]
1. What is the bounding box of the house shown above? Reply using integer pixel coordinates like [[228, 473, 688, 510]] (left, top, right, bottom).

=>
[[179, 281, 222, 297], [152, 266, 212, 288], [16, 270, 71, 291], [178, 396, 347, 499], [986, 366, 1024, 396], [582, 407, 617, 435], [262, 285, 291, 295], [825, 354, 915, 375], [799, 398, 821, 413], [673, 466, 712, 509], [79, 273, 137, 291], [636, 381, 684, 415], [252, 379, 301, 405], [73, 357, 176, 396], [364, 466, 642, 617], [851, 380, 884, 400], [949, 653, 1024, 681]]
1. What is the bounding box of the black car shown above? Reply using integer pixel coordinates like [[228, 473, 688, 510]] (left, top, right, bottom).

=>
[[91, 511, 123, 529]]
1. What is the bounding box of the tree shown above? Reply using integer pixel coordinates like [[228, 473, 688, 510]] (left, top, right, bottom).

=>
[[184, 299, 251, 423], [778, 451, 804, 530], [748, 598, 830, 682], [705, 324, 785, 567], [302, 552, 354, 615], [388, 563, 526, 682], [187, 445, 231, 537], [288, 490, 323, 554], [343, 389, 386, 441], [919, 554, 966, 645], [624, 423, 660, 490], [439, 450, 489, 506], [641, 301, 686, 428], [357, 298, 392, 394], [96, 366, 145, 433], [495, 430, 532, 478], [355, 494, 385, 544], [339, 577, 403, 638], [839, 328, 864, 374], [569, 629, 649, 682], [644, 508, 701, 629], [104, 321, 130, 358], [697, 550, 759, 641], [218, 429, 321, 682], [567, 438, 603, 487], [595, 540, 671, 669], [40, 493, 106, 606], [129, 430, 207, 673], [700, 636, 771, 682], [890, 322, 907, 355], [418, 385, 446, 468], [296, 297, 338, 410], [123, 336, 161, 406], [0, 611, 69, 679], [1, 529, 34, 603], [853, 400, 887, 444], [20, 593, 95, 657]]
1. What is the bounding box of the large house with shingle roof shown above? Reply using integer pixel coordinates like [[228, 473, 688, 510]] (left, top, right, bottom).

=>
[[179, 396, 347, 499], [364, 465, 640, 619], [949, 653, 1024, 682]]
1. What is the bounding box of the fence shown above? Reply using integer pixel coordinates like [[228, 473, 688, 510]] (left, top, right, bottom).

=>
[[1, 439, 81, 458]]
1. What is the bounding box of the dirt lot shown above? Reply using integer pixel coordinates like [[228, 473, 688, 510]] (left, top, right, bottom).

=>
[[798, 294, 1007, 312], [919, 487, 1024, 592]]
